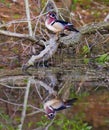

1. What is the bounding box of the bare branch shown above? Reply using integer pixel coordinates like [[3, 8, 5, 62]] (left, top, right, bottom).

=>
[[24, 0, 33, 36], [0, 20, 28, 28], [0, 83, 26, 89], [0, 29, 38, 42], [60, 32, 81, 45], [33, 0, 51, 36], [80, 21, 109, 34], [22, 37, 59, 71], [0, 75, 28, 83]]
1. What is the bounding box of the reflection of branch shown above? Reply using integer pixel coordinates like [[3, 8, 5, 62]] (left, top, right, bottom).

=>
[[0, 75, 57, 130], [0, 98, 23, 106], [31, 78, 57, 96], [45, 117, 55, 130], [0, 98, 44, 113], [58, 74, 72, 100], [0, 74, 57, 96], [18, 77, 31, 130]]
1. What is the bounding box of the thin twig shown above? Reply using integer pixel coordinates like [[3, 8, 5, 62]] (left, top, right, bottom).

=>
[[33, 0, 50, 36], [0, 19, 28, 28], [0, 83, 26, 89]]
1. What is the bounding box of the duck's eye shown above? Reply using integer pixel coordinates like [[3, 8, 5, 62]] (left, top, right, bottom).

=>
[[50, 13, 55, 18], [48, 113, 54, 118], [49, 113, 53, 117], [51, 14, 55, 17]]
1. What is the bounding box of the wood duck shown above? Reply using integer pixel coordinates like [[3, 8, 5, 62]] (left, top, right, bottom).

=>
[[44, 98, 77, 119], [45, 11, 79, 34]]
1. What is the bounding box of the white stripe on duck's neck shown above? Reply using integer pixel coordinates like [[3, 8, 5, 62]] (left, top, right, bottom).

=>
[[47, 17, 55, 25], [45, 106, 55, 114]]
